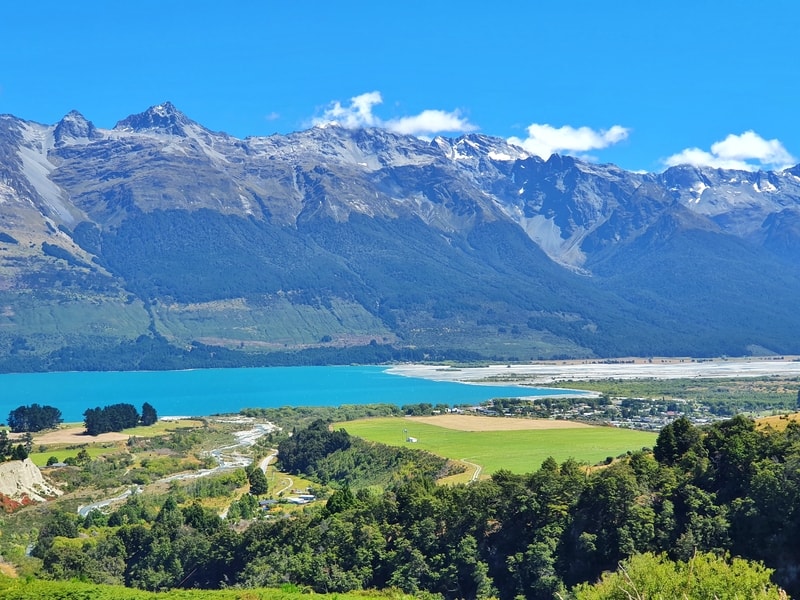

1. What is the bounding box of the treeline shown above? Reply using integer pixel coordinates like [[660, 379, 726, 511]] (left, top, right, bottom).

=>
[[0, 333, 482, 374], [29, 414, 800, 597], [83, 402, 157, 436], [241, 404, 403, 434], [7, 403, 62, 433], [241, 403, 451, 436]]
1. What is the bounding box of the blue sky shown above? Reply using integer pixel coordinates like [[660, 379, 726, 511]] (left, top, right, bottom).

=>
[[1, 1, 798, 173]]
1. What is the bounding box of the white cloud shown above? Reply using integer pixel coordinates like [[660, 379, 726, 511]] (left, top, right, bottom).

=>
[[312, 91, 477, 136], [317, 91, 382, 128], [385, 110, 477, 137], [664, 131, 796, 171], [507, 123, 630, 160]]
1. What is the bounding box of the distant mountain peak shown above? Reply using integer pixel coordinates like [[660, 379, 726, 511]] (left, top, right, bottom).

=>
[[53, 110, 101, 146], [431, 133, 530, 163], [113, 101, 196, 136]]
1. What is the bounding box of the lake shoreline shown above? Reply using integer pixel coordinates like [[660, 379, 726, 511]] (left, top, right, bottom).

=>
[[0, 365, 576, 423]]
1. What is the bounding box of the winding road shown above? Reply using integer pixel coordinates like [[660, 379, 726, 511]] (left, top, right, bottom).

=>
[[461, 459, 483, 482]]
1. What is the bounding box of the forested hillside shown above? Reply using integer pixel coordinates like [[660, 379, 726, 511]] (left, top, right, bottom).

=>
[[24, 415, 800, 599]]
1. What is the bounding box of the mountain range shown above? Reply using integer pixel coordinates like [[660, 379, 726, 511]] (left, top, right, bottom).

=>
[[1, 102, 800, 370]]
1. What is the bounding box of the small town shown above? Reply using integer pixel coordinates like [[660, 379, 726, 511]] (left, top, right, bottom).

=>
[[467, 393, 790, 431]]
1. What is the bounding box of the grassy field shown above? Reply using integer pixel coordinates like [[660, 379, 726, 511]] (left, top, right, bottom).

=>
[[121, 419, 206, 437], [0, 575, 414, 600], [28, 444, 121, 467], [337, 416, 657, 477], [26, 419, 207, 466], [757, 411, 800, 431]]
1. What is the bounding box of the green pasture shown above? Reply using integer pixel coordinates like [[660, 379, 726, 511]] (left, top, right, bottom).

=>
[[29, 444, 121, 467], [0, 575, 412, 600], [338, 417, 657, 476], [123, 419, 205, 437]]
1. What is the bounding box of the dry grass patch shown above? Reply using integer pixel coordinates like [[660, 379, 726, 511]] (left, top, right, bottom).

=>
[[0, 563, 17, 578], [406, 414, 593, 431], [31, 427, 128, 445], [757, 412, 800, 431], [28, 419, 207, 445]]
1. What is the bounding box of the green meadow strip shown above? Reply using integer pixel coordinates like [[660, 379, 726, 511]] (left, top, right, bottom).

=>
[[338, 417, 657, 474]]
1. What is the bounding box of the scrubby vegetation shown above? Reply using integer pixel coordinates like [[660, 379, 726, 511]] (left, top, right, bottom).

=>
[[2, 413, 798, 598]]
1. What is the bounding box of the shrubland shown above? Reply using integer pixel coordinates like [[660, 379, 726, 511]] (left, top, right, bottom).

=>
[[3, 404, 800, 598]]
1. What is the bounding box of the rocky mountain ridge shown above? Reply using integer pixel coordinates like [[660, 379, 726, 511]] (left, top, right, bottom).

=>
[[1, 103, 799, 367]]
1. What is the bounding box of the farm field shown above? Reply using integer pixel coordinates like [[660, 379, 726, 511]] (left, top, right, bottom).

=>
[[337, 415, 657, 478]]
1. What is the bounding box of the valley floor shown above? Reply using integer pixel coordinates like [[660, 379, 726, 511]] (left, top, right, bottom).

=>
[[388, 355, 800, 384]]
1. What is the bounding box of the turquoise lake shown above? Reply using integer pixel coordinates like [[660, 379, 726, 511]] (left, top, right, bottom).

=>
[[0, 366, 574, 423]]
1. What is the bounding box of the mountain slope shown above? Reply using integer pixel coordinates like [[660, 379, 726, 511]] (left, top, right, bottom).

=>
[[1, 103, 800, 369]]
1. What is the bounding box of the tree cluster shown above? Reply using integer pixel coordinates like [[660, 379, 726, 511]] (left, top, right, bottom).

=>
[[0, 429, 29, 462], [33, 414, 800, 598], [140, 402, 158, 426], [277, 419, 352, 475], [276, 419, 453, 486], [83, 403, 157, 436], [7, 403, 63, 433], [245, 465, 268, 496]]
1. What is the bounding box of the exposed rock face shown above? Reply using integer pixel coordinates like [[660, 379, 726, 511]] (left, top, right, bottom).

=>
[[0, 459, 62, 503], [2, 103, 800, 361]]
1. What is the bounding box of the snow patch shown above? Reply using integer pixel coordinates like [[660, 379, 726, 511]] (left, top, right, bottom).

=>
[[239, 194, 254, 214], [0, 181, 16, 204], [691, 181, 709, 197], [488, 150, 513, 161], [757, 180, 777, 193]]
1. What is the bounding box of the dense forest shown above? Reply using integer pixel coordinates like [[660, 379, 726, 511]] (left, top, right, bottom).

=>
[[0, 334, 481, 374], [28, 414, 800, 598]]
